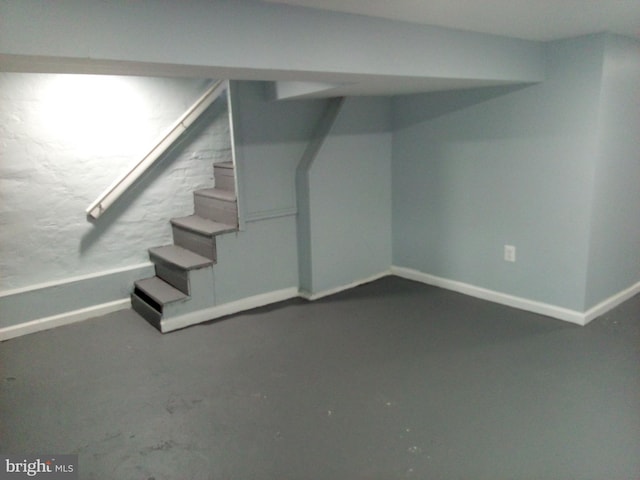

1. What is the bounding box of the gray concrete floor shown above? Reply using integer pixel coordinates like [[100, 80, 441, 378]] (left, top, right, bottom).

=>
[[1, 277, 639, 479]]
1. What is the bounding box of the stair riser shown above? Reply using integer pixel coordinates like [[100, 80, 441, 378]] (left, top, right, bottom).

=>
[[133, 266, 216, 332], [172, 226, 217, 261], [214, 168, 235, 191], [214, 170, 236, 192], [155, 263, 190, 295], [131, 293, 162, 330], [156, 267, 216, 331], [193, 195, 238, 225], [167, 267, 216, 314], [214, 163, 234, 173]]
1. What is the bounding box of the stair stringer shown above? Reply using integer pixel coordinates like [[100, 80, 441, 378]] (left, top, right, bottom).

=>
[[156, 265, 216, 332]]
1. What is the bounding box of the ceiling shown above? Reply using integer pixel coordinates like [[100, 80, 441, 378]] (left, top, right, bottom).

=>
[[3, 1, 636, 98], [263, 0, 640, 41]]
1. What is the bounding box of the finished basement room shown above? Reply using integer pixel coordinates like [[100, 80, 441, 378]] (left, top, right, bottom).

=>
[[1, 1, 639, 479]]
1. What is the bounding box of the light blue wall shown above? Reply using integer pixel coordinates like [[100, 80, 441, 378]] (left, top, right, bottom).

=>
[[307, 97, 392, 294], [229, 84, 392, 299], [214, 216, 299, 305], [295, 98, 345, 295], [0, 265, 153, 330], [392, 35, 606, 311], [585, 35, 640, 308], [230, 81, 327, 221], [213, 81, 329, 303]]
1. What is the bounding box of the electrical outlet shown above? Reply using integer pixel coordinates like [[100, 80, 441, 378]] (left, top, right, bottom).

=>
[[504, 245, 516, 262]]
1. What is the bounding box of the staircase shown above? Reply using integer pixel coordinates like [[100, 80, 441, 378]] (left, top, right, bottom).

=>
[[131, 161, 238, 332]]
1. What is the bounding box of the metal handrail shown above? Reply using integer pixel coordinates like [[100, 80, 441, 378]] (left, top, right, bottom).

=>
[[86, 79, 227, 220]]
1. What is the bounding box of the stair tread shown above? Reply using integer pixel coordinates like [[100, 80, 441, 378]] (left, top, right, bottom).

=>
[[171, 215, 236, 236], [214, 161, 234, 170], [149, 245, 213, 270], [135, 276, 188, 305], [194, 188, 236, 202]]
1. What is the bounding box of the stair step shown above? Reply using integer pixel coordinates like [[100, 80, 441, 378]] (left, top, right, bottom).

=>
[[131, 292, 162, 327], [214, 161, 235, 191], [171, 215, 236, 261], [149, 245, 213, 294], [149, 245, 213, 270], [134, 276, 188, 311], [194, 188, 236, 202], [170, 215, 236, 237], [215, 161, 234, 170], [193, 188, 238, 225]]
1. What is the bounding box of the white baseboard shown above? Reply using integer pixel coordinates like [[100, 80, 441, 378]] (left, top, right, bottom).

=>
[[299, 271, 392, 301], [582, 280, 640, 325], [161, 287, 300, 333], [165, 268, 637, 332], [0, 263, 153, 298], [3, 270, 637, 340], [163, 271, 393, 333], [0, 299, 131, 341], [391, 266, 587, 325]]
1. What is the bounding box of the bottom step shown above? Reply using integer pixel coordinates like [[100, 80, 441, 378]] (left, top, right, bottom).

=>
[[131, 293, 161, 330], [134, 276, 189, 311], [133, 287, 298, 333]]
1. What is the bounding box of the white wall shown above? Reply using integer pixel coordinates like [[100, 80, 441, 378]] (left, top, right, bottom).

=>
[[0, 73, 230, 328]]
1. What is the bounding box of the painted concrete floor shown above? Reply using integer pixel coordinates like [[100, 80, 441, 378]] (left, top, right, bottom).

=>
[[1, 277, 639, 480]]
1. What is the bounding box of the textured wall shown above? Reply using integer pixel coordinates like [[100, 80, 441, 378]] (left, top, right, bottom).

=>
[[0, 73, 230, 292]]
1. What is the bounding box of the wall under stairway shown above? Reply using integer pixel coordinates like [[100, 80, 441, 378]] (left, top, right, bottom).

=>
[[211, 81, 324, 305], [303, 97, 392, 296], [222, 82, 392, 303], [0, 73, 231, 331]]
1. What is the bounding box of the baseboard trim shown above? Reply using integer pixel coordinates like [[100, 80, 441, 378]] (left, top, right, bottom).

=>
[[0, 262, 154, 340], [0, 299, 131, 341], [160, 287, 300, 333], [4, 271, 637, 340], [0, 263, 153, 298], [391, 266, 587, 325], [299, 271, 392, 301], [582, 280, 640, 325]]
